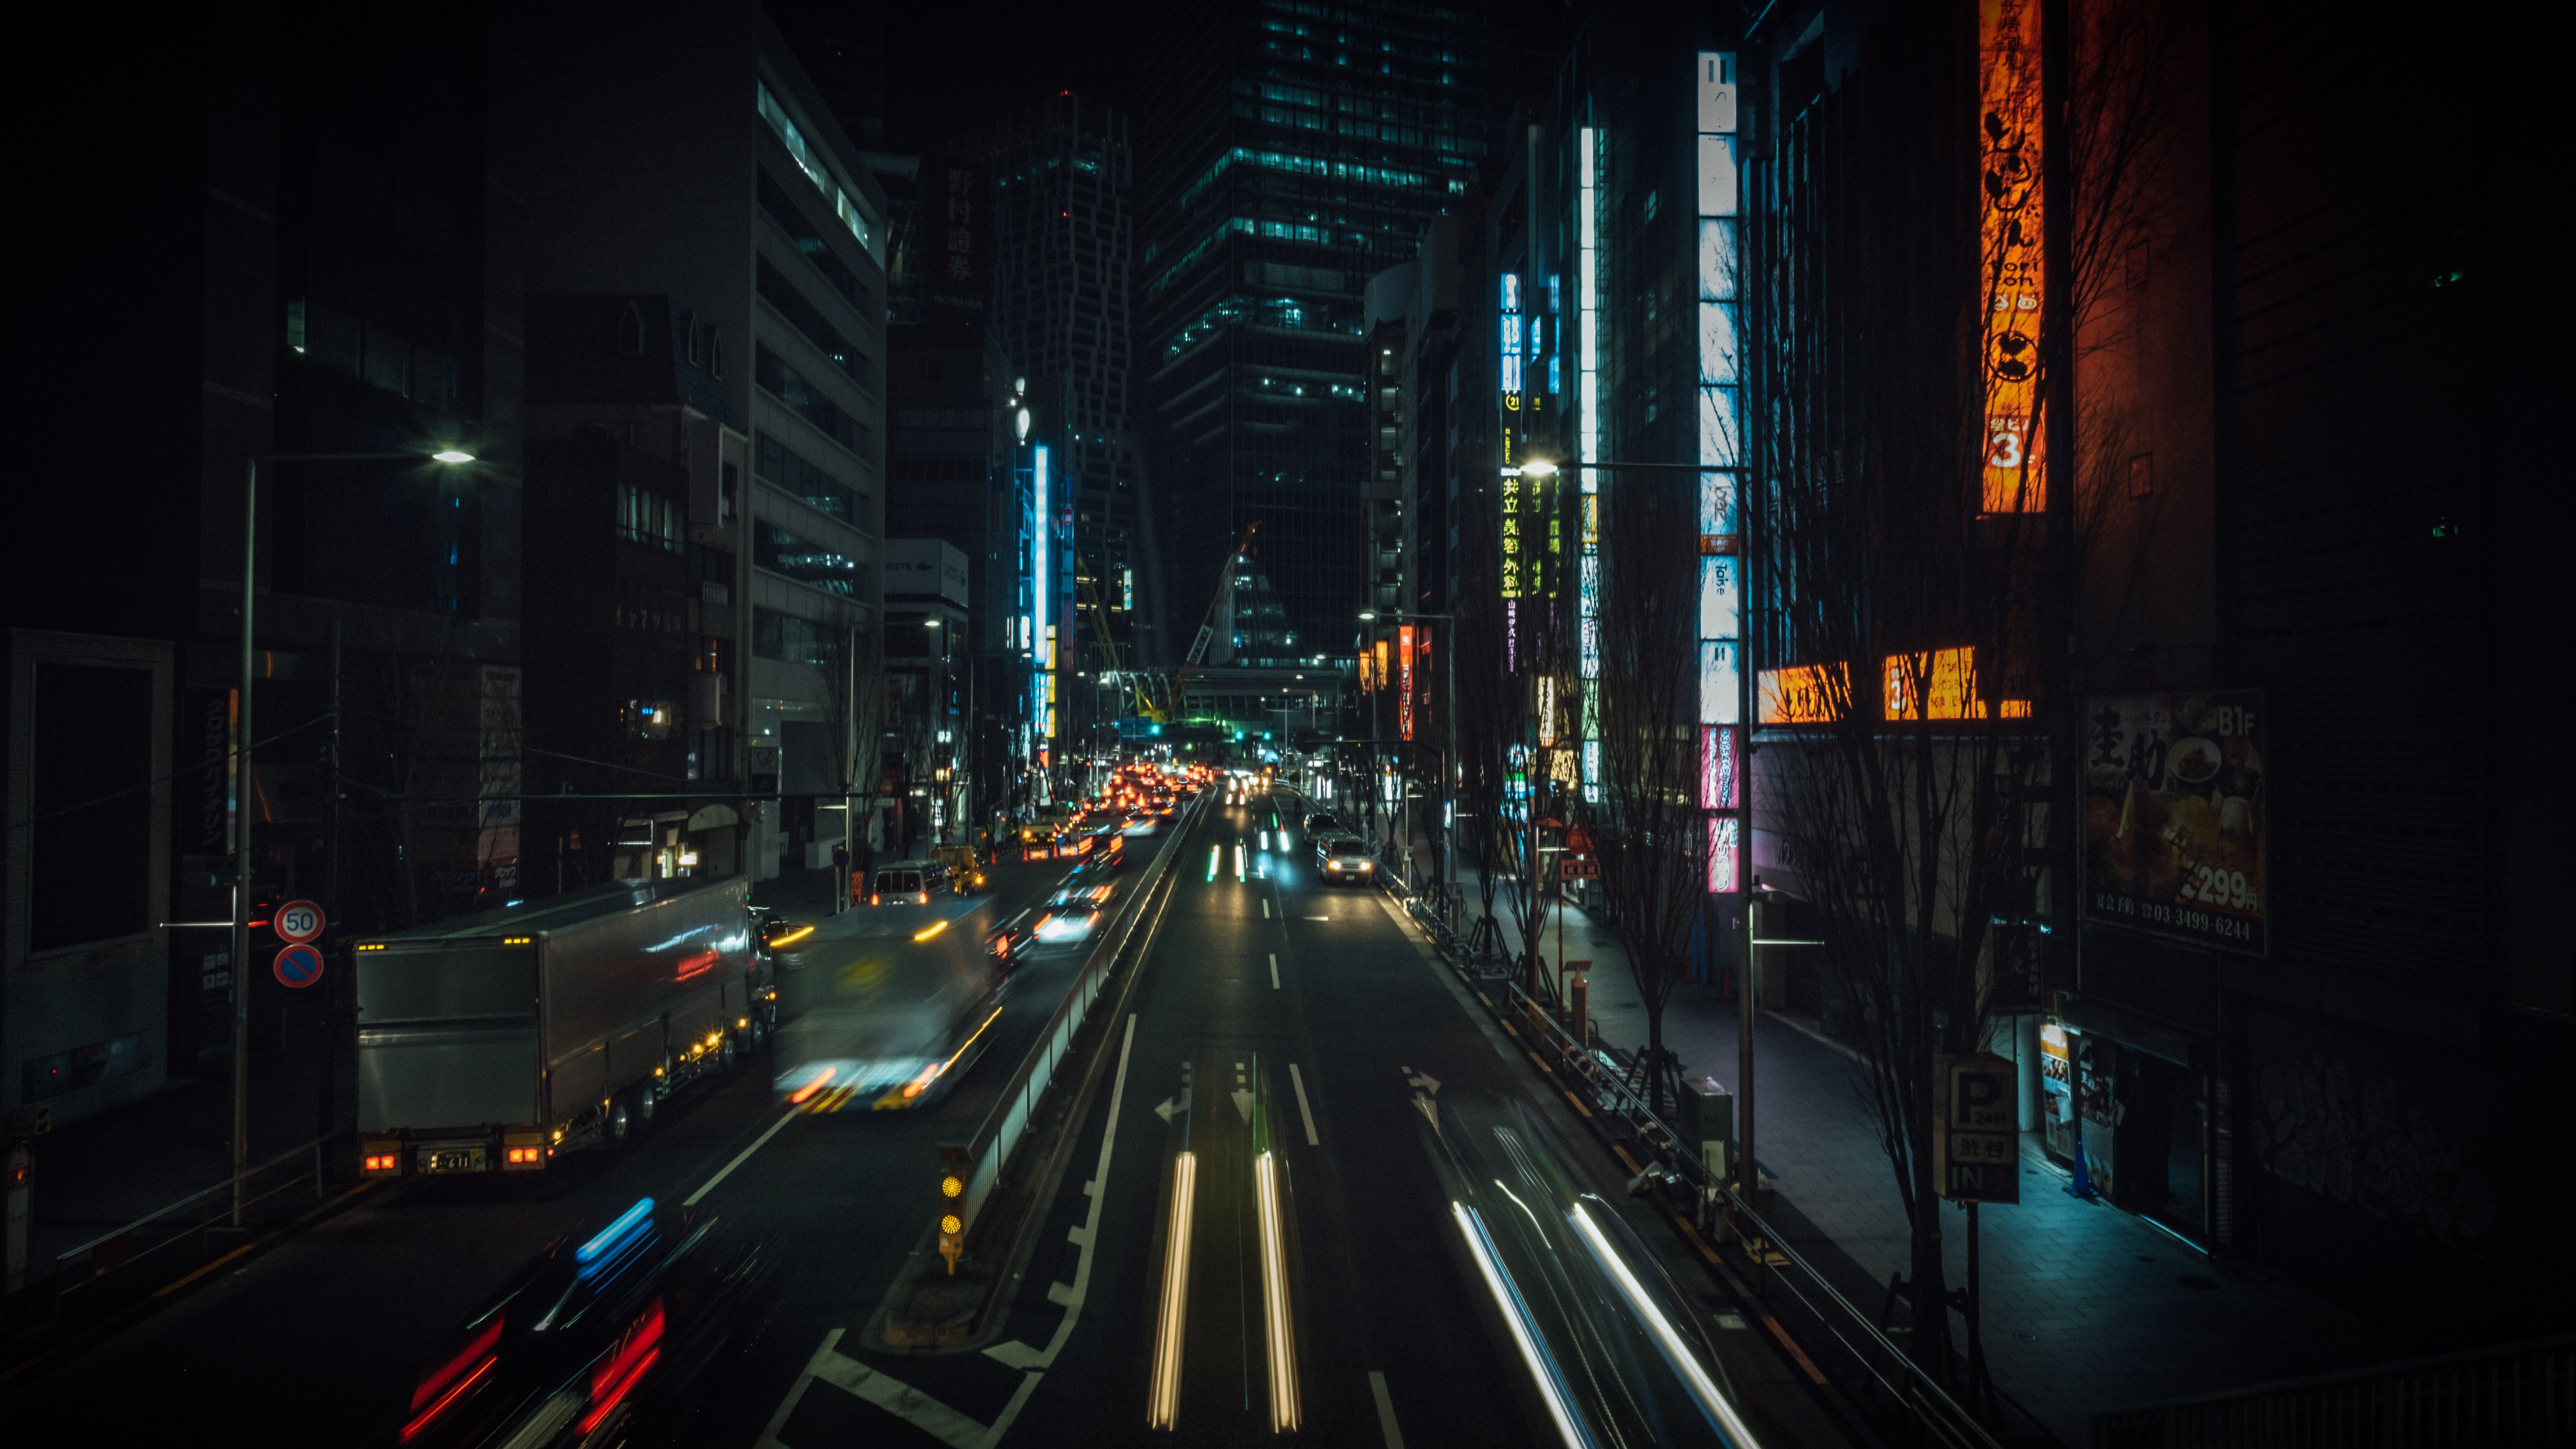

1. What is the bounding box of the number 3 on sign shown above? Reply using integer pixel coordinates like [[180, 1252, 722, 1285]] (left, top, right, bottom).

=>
[[1986, 420, 2026, 470]]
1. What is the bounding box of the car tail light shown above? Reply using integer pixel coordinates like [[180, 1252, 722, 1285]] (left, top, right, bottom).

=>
[[869, 893, 881, 906], [918, 892, 930, 904], [578, 1298, 665, 1435], [402, 1315, 504, 1440]]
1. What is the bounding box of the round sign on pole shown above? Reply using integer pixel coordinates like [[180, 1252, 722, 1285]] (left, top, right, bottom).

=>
[[274, 899, 327, 945], [274, 943, 326, 989]]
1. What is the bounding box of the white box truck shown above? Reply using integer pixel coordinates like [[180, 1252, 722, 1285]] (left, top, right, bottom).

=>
[[355, 877, 771, 1177]]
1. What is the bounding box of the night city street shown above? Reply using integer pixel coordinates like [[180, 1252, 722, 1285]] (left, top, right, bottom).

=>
[[4, 2, 2563, 1447]]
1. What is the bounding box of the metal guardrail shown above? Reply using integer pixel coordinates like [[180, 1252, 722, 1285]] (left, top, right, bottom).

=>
[[1394, 885, 2006, 1449], [946, 796, 1203, 1233], [46, 1130, 343, 1318], [2090, 1333, 2576, 1448]]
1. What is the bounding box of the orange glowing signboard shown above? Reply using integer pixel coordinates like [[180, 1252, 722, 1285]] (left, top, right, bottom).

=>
[[1761, 651, 2031, 723], [1980, 0, 2045, 513]]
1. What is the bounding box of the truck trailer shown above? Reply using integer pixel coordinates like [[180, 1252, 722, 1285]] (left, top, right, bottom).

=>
[[356, 877, 771, 1177]]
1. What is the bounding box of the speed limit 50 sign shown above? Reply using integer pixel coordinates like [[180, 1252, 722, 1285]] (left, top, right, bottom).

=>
[[273, 899, 327, 945]]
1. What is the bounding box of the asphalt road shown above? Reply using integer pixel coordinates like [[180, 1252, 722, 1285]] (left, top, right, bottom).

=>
[[4, 788, 1854, 1448], [0, 843, 1134, 1446], [730, 786, 1855, 1449]]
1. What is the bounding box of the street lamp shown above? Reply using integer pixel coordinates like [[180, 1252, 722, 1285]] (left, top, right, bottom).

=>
[[227, 446, 474, 1226]]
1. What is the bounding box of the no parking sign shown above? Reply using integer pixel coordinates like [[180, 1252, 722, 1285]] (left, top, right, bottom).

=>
[[273, 943, 326, 989]]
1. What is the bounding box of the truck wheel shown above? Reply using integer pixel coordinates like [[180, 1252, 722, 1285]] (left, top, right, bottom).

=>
[[635, 1079, 659, 1128], [604, 1093, 633, 1148], [717, 1035, 737, 1073]]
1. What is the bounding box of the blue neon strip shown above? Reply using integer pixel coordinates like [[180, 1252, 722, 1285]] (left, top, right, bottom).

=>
[[577, 1197, 655, 1263]]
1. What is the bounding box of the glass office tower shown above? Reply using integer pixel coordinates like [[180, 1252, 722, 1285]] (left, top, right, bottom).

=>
[[1136, 0, 1494, 668]]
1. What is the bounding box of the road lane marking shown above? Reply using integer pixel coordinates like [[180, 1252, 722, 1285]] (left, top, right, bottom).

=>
[[1370, 1371, 1406, 1448], [1262, 898, 1271, 918], [1269, 953, 1280, 989], [684, 1104, 800, 1206], [1288, 1063, 1319, 1145]]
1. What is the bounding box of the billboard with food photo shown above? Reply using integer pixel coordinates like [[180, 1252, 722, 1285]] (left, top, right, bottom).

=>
[[2082, 690, 2267, 955]]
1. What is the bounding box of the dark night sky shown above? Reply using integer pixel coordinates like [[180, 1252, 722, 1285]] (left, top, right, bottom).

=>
[[865, 5, 1142, 153]]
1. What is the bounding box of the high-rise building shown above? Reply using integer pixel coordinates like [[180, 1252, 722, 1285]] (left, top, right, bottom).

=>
[[970, 97, 1140, 681], [523, 0, 892, 882], [1135, 1, 1496, 672]]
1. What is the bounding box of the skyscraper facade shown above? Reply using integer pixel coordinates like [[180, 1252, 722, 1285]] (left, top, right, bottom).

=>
[[1136, 0, 1495, 671], [971, 97, 1140, 680]]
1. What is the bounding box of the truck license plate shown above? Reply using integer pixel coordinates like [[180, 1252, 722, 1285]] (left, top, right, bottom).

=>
[[424, 1146, 486, 1173]]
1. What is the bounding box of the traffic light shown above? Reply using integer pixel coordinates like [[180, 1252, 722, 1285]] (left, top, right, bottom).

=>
[[936, 1144, 972, 1275]]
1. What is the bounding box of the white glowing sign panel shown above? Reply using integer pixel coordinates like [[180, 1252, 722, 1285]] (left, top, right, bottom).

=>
[[1699, 54, 1746, 890]]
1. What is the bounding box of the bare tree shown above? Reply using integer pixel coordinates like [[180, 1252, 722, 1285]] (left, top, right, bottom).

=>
[[1748, 0, 2193, 1397], [1448, 592, 1519, 961], [1589, 475, 1710, 1118]]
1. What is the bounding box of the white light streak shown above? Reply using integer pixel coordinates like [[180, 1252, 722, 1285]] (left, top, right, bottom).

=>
[[1258, 1152, 1301, 1430], [1569, 1201, 1761, 1448], [1452, 1202, 1592, 1449], [1147, 1150, 1198, 1430]]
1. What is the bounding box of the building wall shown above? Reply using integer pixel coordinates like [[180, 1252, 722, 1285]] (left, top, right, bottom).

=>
[[4, 633, 174, 1124]]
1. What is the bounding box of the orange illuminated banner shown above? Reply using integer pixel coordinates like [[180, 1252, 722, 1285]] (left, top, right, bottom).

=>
[[1761, 651, 2031, 722], [1760, 663, 1848, 723], [1980, 0, 2044, 513]]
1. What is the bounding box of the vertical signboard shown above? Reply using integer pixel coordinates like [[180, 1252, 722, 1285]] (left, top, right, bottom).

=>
[[1398, 624, 1416, 741], [1032, 444, 1054, 739], [1697, 52, 1744, 894], [1979, 0, 2045, 513], [1577, 125, 1602, 802], [2081, 690, 2267, 954], [926, 157, 988, 309]]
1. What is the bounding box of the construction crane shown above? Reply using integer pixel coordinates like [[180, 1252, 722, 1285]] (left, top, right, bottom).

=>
[[1156, 521, 1261, 725], [1075, 557, 1155, 722]]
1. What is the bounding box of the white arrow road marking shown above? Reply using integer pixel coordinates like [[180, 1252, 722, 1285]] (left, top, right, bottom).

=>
[[1232, 1087, 1256, 1123], [1288, 1063, 1319, 1146], [753, 1016, 1144, 1449], [1153, 1095, 1179, 1123], [1403, 1067, 1441, 1096]]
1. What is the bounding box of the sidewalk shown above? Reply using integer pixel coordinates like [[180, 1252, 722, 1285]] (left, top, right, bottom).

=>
[[13, 1033, 342, 1298], [1456, 893, 2408, 1444]]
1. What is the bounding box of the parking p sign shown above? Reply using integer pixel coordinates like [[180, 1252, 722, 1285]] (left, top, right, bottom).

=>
[[1933, 1053, 2020, 1203], [274, 899, 327, 945]]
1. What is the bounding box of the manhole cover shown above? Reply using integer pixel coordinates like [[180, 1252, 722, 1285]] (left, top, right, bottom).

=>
[[2178, 1275, 2220, 1291]]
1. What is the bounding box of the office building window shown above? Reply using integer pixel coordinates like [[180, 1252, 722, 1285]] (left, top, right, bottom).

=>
[[756, 258, 874, 388], [619, 484, 683, 552], [753, 606, 840, 665], [757, 169, 876, 315], [755, 519, 867, 597], [755, 345, 871, 457], [753, 429, 863, 523]]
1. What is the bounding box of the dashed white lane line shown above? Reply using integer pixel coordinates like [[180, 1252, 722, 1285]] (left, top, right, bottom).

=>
[[684, 1104, 799, 1207], [1270, 952, 1281, 989], [1289, 1063, 1320, 1146], [1263, 898, 1272, 918], [1371, 1370, 1407, 1448]]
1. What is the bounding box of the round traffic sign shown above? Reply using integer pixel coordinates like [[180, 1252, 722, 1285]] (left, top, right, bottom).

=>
[[274, 899, 327, 945], [273, 943, 326, 989]]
